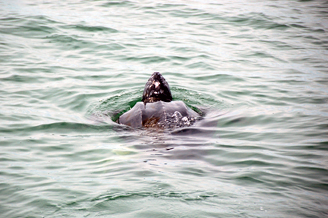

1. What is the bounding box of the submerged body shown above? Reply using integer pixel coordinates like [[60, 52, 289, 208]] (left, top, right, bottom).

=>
[[118, 72, 200, 129]]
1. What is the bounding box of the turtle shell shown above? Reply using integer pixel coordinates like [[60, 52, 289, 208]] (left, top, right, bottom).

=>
[[118, 101, 199, 129]]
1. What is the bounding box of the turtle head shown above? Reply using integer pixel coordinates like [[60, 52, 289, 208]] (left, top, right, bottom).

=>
[[142, 72, 172, 104]]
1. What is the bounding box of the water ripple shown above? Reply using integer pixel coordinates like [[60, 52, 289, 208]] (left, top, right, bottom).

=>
[[1, 0, 328, 217]]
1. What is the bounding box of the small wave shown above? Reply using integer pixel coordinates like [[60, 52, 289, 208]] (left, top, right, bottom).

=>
[[46, 34, 98, 51], [0, 15, 58, 38], [65, 24, 119, 33], [91, 189, 217, 202], [0, 122, 107, 135]]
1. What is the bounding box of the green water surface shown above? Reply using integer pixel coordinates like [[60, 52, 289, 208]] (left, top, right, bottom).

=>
[[1, 0, 328, 217]]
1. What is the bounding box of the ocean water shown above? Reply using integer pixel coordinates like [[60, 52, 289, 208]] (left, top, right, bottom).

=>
[[1, 0, 328, 217]]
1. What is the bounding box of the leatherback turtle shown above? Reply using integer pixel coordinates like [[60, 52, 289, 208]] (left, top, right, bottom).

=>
[[118, 72, 200, 128]]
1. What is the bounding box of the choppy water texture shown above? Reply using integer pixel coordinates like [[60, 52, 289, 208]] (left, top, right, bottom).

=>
[[1, 0, 328, 217]]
